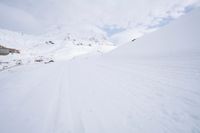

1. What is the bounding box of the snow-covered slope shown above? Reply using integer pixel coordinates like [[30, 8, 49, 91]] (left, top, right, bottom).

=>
[[109, 9, 200, 57], [0, 9, 200, 133], [0, 27, 115, 70]]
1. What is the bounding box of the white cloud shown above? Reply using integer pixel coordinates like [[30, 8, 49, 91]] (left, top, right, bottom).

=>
[[0, 0, 199, 42], [0, 3, 43, 34]]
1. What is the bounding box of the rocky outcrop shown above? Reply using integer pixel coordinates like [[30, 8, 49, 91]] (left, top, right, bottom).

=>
[[0, 45, 20, 55]]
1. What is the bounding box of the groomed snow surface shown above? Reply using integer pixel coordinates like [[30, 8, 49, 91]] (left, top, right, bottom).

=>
[[0, 9, 200, 133]]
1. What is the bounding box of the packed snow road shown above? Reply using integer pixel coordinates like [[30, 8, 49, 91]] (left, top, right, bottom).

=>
[[0, 53, 200, 133], [0, 8, 200, 133]]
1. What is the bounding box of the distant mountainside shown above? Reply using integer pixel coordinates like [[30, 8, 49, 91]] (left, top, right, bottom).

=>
[[0, 26, 115, 70]]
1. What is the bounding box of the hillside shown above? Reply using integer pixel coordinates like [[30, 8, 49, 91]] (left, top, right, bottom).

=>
[[0, 27, 115, 70]]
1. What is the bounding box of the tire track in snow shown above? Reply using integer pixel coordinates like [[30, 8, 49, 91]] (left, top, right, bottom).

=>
[[52, 61, 85, 133]]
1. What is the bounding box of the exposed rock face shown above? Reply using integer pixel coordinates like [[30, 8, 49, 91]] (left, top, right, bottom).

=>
[[0, 45, 20, 55], [0, 48, 9, 55]]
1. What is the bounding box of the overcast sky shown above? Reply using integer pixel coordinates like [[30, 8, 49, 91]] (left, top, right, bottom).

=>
[[0, 0, 199, 43]]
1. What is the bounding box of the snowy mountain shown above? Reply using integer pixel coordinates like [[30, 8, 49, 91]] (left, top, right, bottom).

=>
[[0, 26, 115, 70], [0, 8, 200, 133]]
